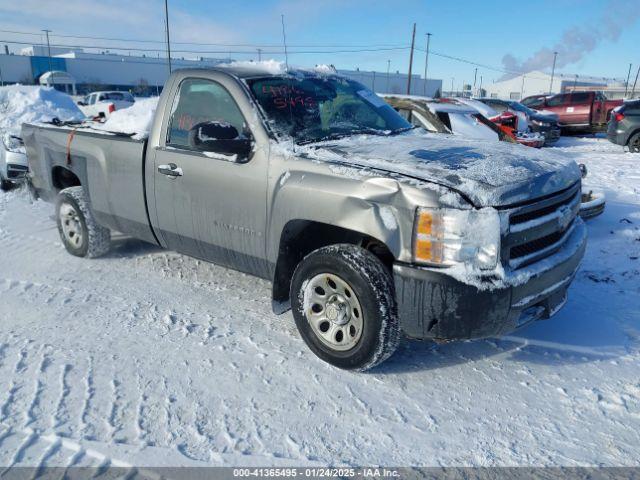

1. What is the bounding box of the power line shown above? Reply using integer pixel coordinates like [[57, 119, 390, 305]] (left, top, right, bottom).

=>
[[0, 38, 410, 55], [0, 28, 410, 49]]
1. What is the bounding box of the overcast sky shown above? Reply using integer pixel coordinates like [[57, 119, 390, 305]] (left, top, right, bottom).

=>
[[0, 0, 638, 87]]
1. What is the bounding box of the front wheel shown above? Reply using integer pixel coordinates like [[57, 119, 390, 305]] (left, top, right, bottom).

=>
[[56, 186, 111, 258], [629, 133, 640, 153], [290, 244, 400, 371]]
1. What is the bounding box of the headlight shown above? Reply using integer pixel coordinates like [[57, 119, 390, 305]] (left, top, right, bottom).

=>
[[2, 133, 24, 153], [532, 119, 550, 127], [413, 207, 500, 270]]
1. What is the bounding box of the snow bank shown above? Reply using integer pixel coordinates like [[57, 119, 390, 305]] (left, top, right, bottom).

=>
[[0, 85, 84, 137], [93, 97, 159, 140]]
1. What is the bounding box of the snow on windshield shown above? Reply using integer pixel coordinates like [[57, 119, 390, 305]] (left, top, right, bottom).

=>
[[0, 85, 84, 137]]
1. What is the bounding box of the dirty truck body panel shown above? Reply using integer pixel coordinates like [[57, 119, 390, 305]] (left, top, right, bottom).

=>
[[23, 67, 587, 345]]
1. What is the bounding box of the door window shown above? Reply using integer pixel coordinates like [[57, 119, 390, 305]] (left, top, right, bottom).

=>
[[569, 92, 591, 104], [546, 94, 566, 107], [167, 78, 246, 149]]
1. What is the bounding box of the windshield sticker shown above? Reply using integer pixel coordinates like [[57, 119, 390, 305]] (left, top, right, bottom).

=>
[[260, 84, 317, 110], [357, 89, 386, 108]]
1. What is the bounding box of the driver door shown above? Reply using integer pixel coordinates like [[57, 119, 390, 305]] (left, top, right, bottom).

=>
[[151, 77, 270, 277]]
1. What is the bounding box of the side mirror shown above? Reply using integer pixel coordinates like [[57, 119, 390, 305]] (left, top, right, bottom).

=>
[[579, 163, 588, 179], [77, 101, 86, 106], [188, 121, 253, 161]]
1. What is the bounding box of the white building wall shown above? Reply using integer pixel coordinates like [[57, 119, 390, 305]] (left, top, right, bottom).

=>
[[0, 55, 32, 83]]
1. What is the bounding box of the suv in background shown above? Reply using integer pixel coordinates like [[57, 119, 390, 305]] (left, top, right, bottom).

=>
[[522, 91, 623, 133], [477, 98, 561, 145], [608, 100, 640, 152]]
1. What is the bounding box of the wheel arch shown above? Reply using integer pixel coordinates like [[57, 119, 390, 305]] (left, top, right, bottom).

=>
[[271, 219, 395, 314], [51, 165, 81, 191]]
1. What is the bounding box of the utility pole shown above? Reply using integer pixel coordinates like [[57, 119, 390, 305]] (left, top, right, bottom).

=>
[[164, 0, 172, 74], [423, 32, 432, 96], [372, 71, 376, 92], [479, 75, 483, 97], [520, 75, 525, 100], [631, 64, 640, 98], [42, 29, 53, 75], [386, 59, 391, 92], [549, 51, 558, 93], [625, 63, 632, 97], [406, 23, 416, 95], [257, 48, 262, 61], [451, 77, 454, 96]]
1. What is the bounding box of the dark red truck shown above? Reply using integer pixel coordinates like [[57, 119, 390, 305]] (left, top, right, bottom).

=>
[[521, 91, 623, 133]]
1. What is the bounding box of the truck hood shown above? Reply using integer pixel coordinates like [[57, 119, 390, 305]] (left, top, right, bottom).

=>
[[304, 130, 580, 208]]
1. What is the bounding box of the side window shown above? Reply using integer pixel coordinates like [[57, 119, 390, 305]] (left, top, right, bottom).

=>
[[546, 94, 566, 107], [167, 78, 246, 149], [488, 101, 507, 113], [89, 94, 97, 105], [435, 111, 452, 130], [569, 92, 591, 104], [522, 96, 542, 107]]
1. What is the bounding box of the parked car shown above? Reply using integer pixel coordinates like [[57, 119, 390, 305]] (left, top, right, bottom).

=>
[[455, 98, 545, 148], [1, 85, 83, 190], [384, 95, 514, 142], [0, 133, 28, 190], [475, 98, 561, 145], [607, 99, 640, 152], [77, 91, 135, 118], [23, 66, 586, 371], [522, 91, 623, 133]]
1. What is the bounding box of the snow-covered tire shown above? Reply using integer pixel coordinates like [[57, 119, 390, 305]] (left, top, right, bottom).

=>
[[56, 186, 111, 258], [0, 174, 13, 192], [628, 132, 640, 153], [291, 244, 400, 371]]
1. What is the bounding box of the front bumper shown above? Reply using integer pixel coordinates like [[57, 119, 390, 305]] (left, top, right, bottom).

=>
[[393, 219, 587, 340]]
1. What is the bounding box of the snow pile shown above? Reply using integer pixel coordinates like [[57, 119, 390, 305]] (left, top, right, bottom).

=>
[[94, 97, 159, 140], [0, 85, 84, 136], [221, 59, 286, 75]]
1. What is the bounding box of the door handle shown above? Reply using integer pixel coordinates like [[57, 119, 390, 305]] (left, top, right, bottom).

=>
[[158, 163, 183, 177]]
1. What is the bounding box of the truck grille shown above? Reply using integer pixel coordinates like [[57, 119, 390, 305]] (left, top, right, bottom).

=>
[[502, 181, 581, 270]]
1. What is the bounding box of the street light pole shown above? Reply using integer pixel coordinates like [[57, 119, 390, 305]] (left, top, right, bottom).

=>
[[549, 51, 558, 93], [625, 63, 632, 97], [423, 32, 431, 96], [164, 0, 172, 74], [42, 29, 53, 76], [257, 48, 262, 61]]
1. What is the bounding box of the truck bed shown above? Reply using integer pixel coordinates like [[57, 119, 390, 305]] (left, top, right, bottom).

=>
[[21, 123, 158, 245]]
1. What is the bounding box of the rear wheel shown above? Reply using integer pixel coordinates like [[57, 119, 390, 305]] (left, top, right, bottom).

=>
[[290, 244, 400, 371], [56, 186, 111, 258], [629, 133, 640, 153]]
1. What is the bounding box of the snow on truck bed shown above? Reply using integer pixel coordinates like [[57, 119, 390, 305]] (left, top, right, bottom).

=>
[[0, 136, 639, 470]]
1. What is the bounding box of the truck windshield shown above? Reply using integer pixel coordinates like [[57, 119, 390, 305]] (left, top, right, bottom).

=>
[[246, 75, 411, 144]]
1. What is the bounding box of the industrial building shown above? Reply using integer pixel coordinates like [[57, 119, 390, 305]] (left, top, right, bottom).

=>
[[0, 46, 442, 97]]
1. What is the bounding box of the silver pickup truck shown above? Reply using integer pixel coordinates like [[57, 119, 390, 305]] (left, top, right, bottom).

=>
[[22, 66, 587, 370]]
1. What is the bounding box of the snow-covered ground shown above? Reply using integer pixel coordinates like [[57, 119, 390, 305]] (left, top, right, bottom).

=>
[[0, 136, 638, 470]]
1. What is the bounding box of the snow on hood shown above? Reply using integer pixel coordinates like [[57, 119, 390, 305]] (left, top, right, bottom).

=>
[[92, 97, 159, 140], [296, 130, 581, 208], [0, 85, 84, 137]]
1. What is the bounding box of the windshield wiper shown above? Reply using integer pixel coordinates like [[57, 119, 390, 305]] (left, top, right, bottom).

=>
[[298, 128, 392, 145]]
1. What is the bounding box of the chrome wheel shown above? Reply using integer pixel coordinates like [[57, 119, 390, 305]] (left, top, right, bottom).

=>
[[303, 273, 363, 351], [59, 202, 84, 248]]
